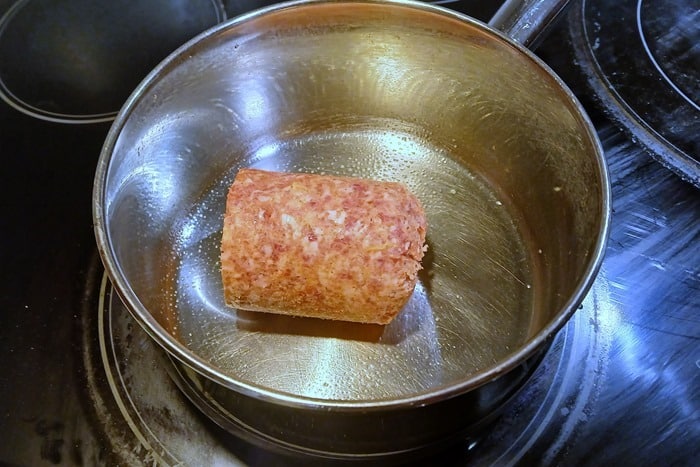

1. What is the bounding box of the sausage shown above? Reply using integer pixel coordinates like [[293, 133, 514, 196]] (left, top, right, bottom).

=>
[[220, 169, 427, 324]]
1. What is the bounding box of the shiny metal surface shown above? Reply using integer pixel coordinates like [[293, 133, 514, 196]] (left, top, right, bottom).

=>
[[489, 0, 571, 48], [95, 0, 606, 397], [93, 0, 608, 456]]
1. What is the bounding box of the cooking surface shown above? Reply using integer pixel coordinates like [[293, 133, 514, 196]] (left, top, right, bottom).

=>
[[0, 1, 698, 465], [567, 0, 700, 185], [0, 0, 226, 123]]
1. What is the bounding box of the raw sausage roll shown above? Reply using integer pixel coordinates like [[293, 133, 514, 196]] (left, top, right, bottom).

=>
[[220, 169, 427, 324]]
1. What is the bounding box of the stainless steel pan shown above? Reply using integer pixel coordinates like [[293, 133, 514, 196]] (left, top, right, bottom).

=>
[[93, 0, 610, 458]]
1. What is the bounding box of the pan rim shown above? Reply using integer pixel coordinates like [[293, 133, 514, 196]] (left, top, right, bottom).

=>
[[92, 0, 611, 411]]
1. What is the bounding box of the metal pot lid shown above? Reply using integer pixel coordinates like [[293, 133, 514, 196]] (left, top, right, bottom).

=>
[[568, 0, 700, 187], [0, 0, 226, 124]]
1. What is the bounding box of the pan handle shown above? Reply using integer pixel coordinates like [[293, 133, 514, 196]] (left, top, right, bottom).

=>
[[488, 0, 572, 49]]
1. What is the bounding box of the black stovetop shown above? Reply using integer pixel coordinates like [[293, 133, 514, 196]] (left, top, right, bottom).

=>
[[1, 1, 698, 465]]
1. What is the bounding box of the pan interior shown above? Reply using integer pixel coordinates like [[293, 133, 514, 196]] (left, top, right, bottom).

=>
[[157, 121, 540, 401], [101, 1, 603, 403]]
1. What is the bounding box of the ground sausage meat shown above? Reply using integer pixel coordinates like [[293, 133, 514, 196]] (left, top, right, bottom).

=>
[[220, 168, 427, 324]]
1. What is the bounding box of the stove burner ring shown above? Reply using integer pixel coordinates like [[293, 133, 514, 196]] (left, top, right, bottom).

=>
[[80, 270, 614, 464], [568, 0, 700, 186], [637, 0, 699, 111], [0, 0, 225, 123]]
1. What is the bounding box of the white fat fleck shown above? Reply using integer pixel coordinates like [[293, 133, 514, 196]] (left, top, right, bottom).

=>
[[257, 209, 265, 220], [350, 221, 367, 235], [253, 276, 269, 288], [302, 238, 319, 255], [326, 209, 346, 225], [281, 213, 301, 237]]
